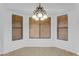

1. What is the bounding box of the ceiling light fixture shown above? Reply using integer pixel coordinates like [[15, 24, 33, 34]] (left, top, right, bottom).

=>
[[32, 3, 48, 21]]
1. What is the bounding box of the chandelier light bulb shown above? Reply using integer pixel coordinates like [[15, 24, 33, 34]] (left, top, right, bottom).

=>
[[32, 15, 39, 21], [41, 15, 48, 21], [41, 17, 45, 21], [37, 13, 43, 18], [43, 15, 48, 19], [35, 18, 39, 21], [32, 15, 37, 19]]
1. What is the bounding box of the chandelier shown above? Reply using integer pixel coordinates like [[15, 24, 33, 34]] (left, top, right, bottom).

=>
[[32, 3, 48, 21]]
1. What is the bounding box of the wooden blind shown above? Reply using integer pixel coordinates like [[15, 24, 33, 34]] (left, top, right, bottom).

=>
[[57, 15, 68, 41], [12, 15, 23, 41], [29, 18, 39, 38], [29, 17, 51, 39], [40, 17, 51, 38]]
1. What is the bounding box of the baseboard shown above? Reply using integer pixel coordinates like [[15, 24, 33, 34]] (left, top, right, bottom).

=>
[[1, 46, 79, 56], [1, 46, 25, 54], [55, 46, 79, 56]]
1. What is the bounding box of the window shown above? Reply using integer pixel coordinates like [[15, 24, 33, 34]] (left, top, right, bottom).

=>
[[12, 14, 23, 41], [57, 15, 68, 41], [29, 17, 51, 39]]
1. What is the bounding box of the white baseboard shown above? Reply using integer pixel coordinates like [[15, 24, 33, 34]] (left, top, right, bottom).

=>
[[55, 46, 79, 56], [1, 46, 25, 54], [1, 46, 79, 56]]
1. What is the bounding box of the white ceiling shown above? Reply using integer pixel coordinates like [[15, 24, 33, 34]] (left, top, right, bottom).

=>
[[0, 3, 77, 15]]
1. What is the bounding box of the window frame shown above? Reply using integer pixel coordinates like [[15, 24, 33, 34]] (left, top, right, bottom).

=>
[[57, 15, 68, 41], [12, 14, 23, 41]]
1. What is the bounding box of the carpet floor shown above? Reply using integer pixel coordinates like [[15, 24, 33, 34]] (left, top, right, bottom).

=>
[[3, 47, 78, 56]]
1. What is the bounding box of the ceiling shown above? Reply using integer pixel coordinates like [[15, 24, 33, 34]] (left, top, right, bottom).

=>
[[0, 3, 77, 15]]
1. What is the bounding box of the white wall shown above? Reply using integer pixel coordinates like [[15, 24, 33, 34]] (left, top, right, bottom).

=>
[[2, 9, 26, 54], [1, 8, 55, 54], [54, 6, 79, 55], [0, 4, 79, 55], [24, 13, 55, 47], [0, 8, 4, 54]]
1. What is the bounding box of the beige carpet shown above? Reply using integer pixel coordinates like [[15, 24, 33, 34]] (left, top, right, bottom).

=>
[[3, 47, 77, 56]]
